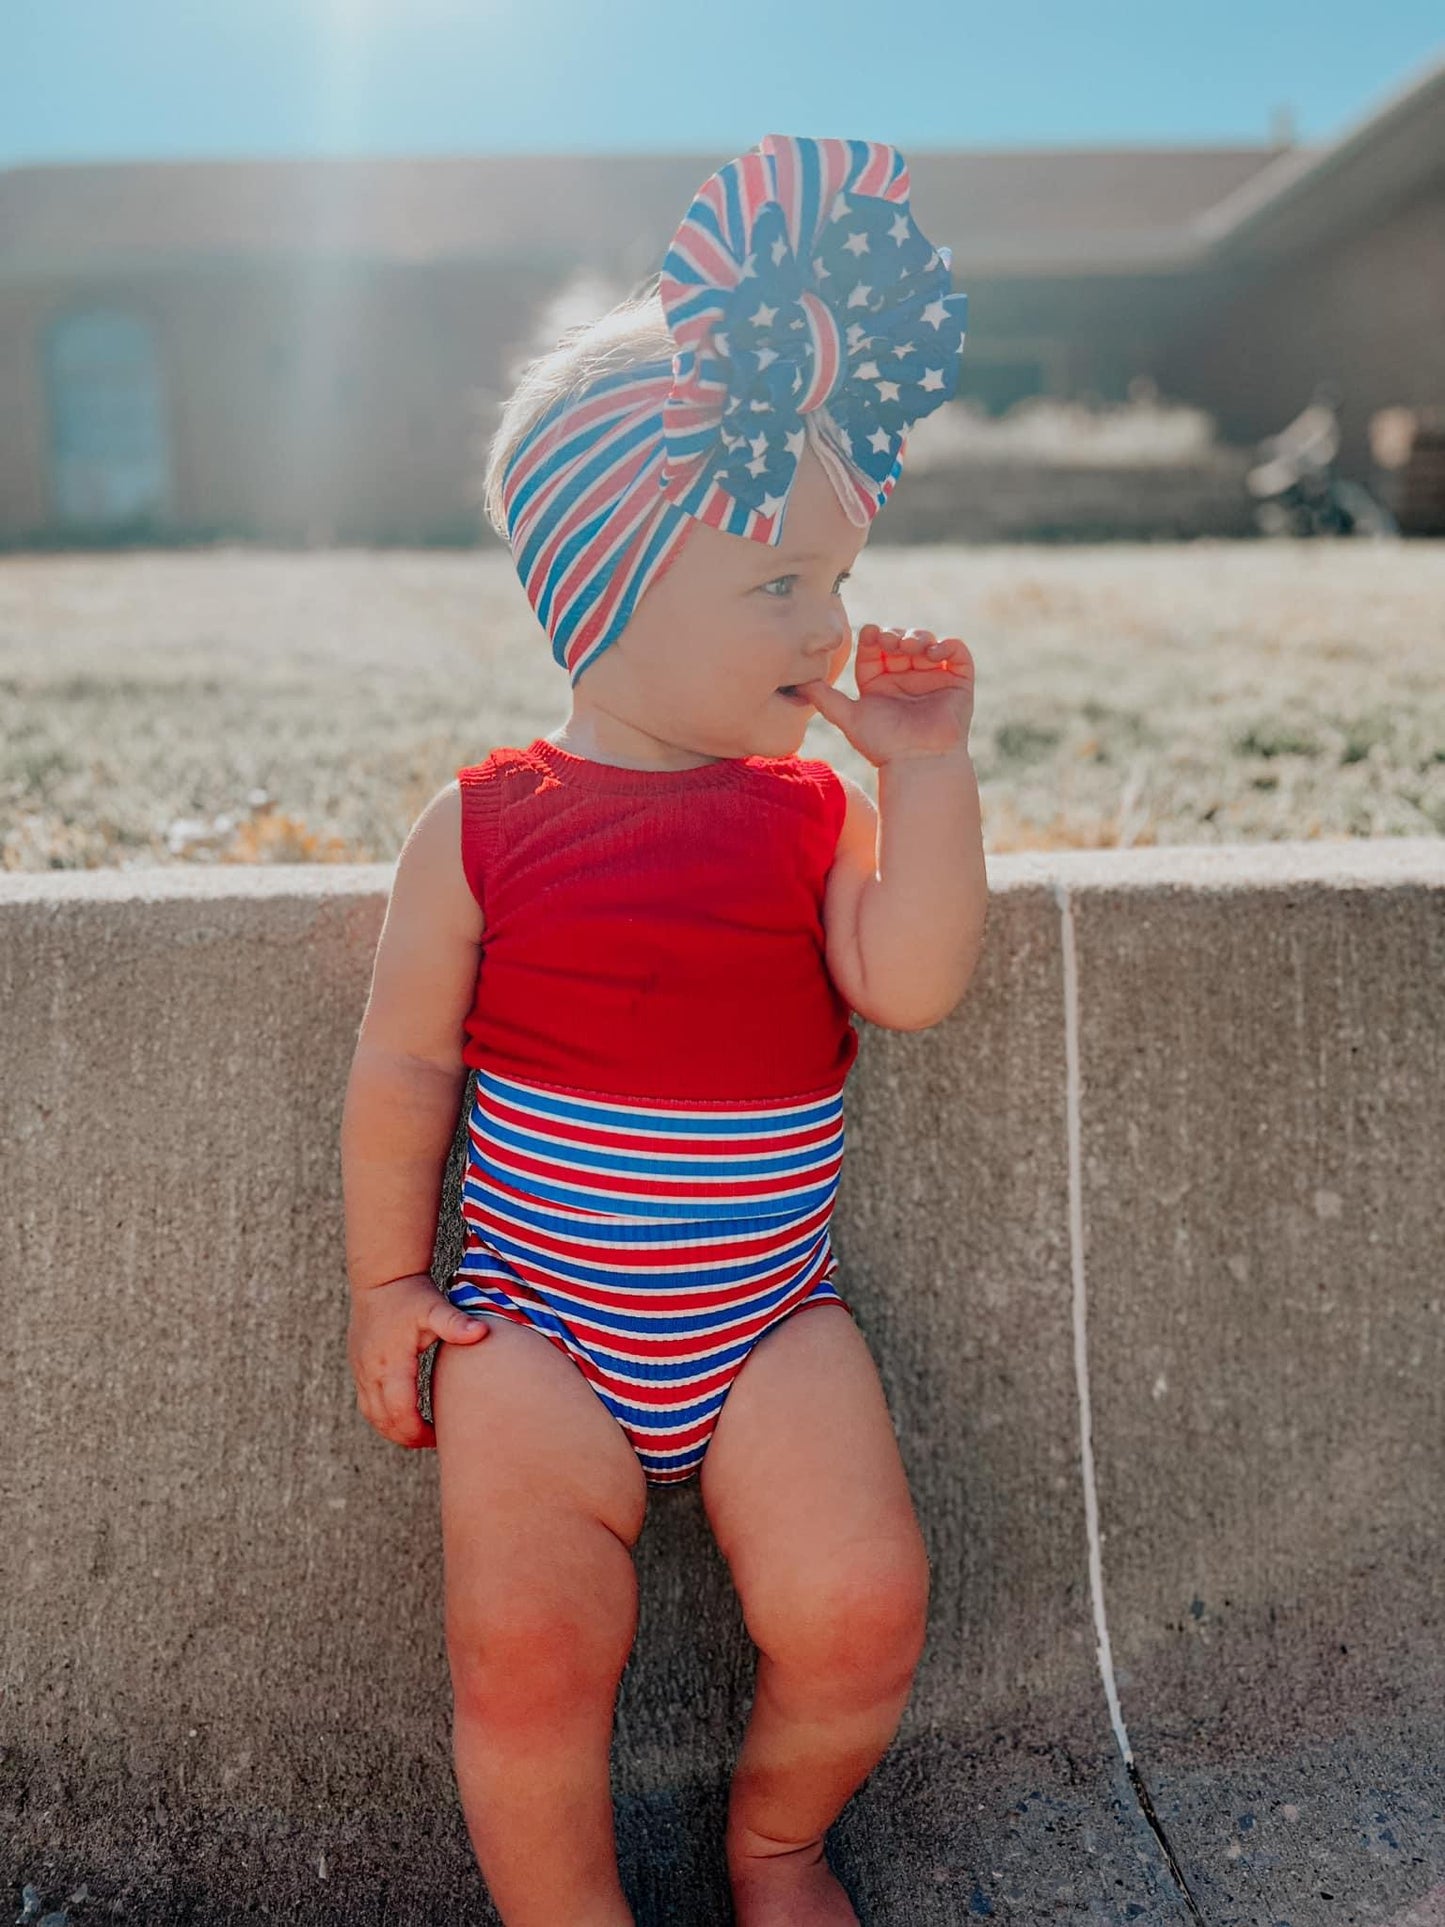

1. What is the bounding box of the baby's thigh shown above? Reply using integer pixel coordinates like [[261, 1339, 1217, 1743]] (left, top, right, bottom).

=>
[[432, 1319, 649, 1692], [700, 1307, 930, 1664]]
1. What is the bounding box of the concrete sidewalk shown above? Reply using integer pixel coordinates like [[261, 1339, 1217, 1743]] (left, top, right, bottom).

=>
[[2, 840, 1442, 1924]]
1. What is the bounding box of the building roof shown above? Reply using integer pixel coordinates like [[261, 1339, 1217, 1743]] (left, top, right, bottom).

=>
[[1194, 51, 1445, 260], [1, 56, 1439, 282], [0, 146, 1282, 281]]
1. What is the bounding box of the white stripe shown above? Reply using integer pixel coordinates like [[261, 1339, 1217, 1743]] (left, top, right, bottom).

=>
[[1052, 876, 1135, 1769]]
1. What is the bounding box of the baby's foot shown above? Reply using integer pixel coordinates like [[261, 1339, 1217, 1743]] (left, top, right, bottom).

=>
[[727, 1839, 859, 1926]]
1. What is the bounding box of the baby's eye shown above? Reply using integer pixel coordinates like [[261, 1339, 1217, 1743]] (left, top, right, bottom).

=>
[[759, 571, 852, 598]]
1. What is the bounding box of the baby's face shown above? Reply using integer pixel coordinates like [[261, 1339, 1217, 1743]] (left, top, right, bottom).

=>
[[579, 442, 866, 761]]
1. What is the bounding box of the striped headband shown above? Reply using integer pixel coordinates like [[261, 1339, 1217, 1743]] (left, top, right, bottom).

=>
[[501, 133, 970, 685]]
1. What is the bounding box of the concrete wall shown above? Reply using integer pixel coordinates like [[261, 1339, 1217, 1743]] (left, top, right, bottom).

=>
[[2, 843, 1443, 1925]]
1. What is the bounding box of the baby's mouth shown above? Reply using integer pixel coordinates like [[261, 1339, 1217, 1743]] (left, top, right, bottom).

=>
[[775, 684, 812, 706]]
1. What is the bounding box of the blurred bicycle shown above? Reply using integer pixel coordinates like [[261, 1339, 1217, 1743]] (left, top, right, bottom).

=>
[[1246, 384, 1398, 537]]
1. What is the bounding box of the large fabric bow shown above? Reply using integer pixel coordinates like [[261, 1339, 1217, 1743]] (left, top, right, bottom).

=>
[[501, 134, 969, 685], [658, 134, 969, 532]]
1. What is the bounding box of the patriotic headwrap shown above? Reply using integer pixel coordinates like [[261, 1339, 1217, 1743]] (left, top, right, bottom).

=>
[[501, 133, 969, 685]]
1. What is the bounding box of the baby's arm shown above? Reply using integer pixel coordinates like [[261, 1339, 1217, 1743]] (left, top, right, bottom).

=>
[[341, 781, 489, 1446], [813, 623, 988, 1032]]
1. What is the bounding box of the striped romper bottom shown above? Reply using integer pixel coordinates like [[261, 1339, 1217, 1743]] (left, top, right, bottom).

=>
[[445, 1066, 854, 1485]]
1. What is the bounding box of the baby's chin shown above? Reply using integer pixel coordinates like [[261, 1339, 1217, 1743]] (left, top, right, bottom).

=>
[[748, 697, 814, 755]]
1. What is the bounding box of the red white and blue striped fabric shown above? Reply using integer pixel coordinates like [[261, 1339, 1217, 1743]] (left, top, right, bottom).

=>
[[446, 1065, 854, 1485], [500, 132, 968, 688]]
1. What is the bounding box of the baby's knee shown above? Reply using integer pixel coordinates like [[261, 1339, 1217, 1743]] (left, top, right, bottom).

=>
[[446, 1553, 640, 1729], [752, 1539, 930, 1690], [448, 1602, 636, 1728]]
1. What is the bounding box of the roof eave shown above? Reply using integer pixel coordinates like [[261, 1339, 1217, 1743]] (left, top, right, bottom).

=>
[[1190, 52, 1445, 260]]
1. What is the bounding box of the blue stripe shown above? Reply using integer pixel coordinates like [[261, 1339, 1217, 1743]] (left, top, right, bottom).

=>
[[664, 286, 723, 330], [460, 1171, 825, 1243], [722, 159, 746, 259], [847, 138, 870, 197], [463, 1161, 841, 1223], [474, 1069, 843, 1137], [468, 1118, 842, 1189], [797, 138, 820, 263], [470, 1105, 842, 1181]]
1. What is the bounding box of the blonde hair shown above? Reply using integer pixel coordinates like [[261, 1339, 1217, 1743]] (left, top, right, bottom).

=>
[[481, 278, 677, 543]]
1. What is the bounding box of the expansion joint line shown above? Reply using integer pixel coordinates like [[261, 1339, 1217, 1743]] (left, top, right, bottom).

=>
[[1050, 876, 1207, 1924]]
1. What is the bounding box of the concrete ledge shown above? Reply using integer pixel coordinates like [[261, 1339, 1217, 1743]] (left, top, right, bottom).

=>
[[2, 842, 1442, 1925]]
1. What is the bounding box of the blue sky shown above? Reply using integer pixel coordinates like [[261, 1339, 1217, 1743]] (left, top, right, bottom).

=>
[[4, 0, 1442, 167]]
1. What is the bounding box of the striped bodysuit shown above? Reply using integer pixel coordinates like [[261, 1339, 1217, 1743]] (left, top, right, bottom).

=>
[[446, 735, 860, 1486]]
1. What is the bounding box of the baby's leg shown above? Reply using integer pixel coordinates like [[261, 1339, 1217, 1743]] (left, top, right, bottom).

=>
[[699, 1303, 931, 1926], [432, 1316, 649, 1927]]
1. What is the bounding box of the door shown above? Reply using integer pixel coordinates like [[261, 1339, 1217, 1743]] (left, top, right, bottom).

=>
[[45, 307, 173, 528]]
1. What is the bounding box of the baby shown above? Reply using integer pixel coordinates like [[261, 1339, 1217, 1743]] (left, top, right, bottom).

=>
[[342, 134, 988, 1927]]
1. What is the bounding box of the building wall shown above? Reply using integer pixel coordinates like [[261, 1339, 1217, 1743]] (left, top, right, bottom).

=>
[[0, 282, 69, 533], [0, 258, 558, 545], [1, 259, 1205, 543], [956, 270, 1203, 409], [1157, 175, 1445, 474], [2, 176, 1441, 543]]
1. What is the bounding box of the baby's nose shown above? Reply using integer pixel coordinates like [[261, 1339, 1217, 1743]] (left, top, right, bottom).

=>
[[816, 605, 852, 648]]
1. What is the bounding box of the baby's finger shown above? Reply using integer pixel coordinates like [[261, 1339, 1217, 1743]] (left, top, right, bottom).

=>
[[432, 1300, 492, 1347], [866, 625, 909, 665], [893, 628, 943, 665], [355, 1369, 424, 1449], [922, 635, 972, 668], [377, 1364, 436, 1449]]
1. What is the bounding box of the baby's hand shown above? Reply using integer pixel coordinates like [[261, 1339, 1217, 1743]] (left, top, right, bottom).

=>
[[799, 623, 976, 767], [347, 1272, 489, 1450]]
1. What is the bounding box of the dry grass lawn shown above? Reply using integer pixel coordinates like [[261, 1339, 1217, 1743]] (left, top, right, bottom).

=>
[[2, 539, 1442, 871]]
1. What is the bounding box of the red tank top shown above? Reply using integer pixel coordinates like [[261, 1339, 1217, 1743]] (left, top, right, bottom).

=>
[[456, 736, 860, 1103]]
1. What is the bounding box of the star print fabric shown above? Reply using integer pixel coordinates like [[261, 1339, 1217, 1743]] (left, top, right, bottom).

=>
[[498, 133, 968, 686], [658, 137, 968, 533]]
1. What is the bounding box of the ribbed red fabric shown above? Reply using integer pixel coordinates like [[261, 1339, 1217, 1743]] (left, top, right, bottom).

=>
[[456, 736, 859, 1103]]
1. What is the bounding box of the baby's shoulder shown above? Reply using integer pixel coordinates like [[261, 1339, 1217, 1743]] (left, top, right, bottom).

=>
[[392, 780, 485, 943], [747, 754, 854, 840]]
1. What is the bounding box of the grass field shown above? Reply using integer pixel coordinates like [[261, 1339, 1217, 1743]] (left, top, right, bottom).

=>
[[2, 539, 1442, 871]]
